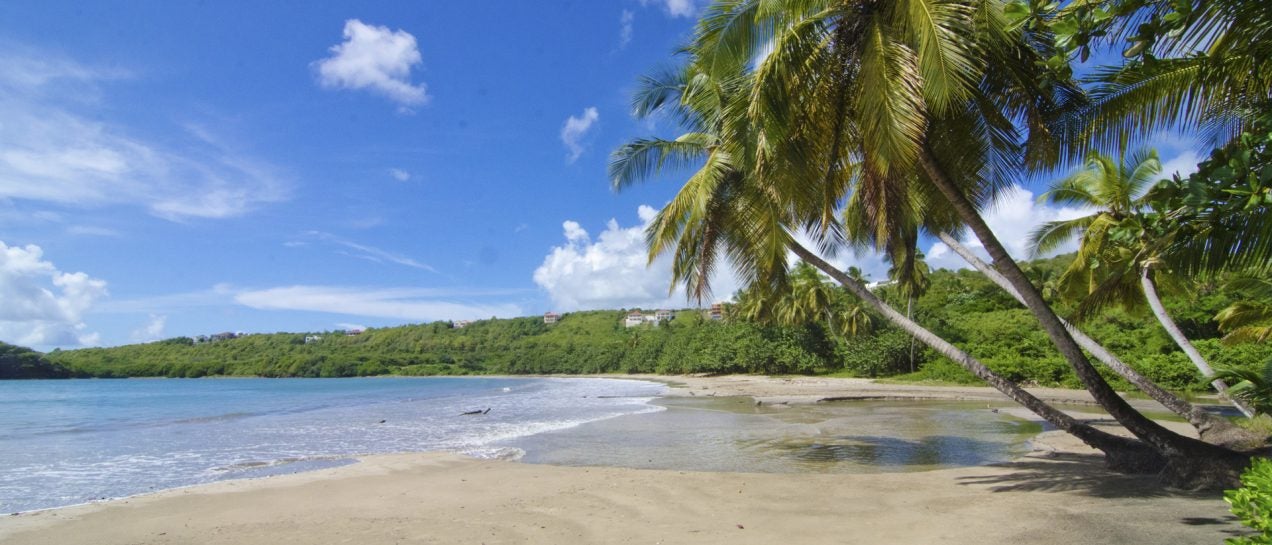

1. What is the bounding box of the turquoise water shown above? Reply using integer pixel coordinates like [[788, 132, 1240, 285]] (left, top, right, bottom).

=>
[[0, 378, 1042, 514], [0, 377, 665, 513]]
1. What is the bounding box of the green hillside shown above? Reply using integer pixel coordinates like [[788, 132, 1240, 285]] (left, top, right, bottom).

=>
[[0, 341, 75, 379], [43, 310, 848, 379], [23, 255, 1271, 391]]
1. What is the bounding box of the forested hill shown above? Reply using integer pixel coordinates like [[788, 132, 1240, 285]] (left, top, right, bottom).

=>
[[43, 310, 846, 379], [24, 257, 1272, 391], [0, 342, 75, 379]]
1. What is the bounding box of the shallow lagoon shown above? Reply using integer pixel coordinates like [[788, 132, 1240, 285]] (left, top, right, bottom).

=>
[[513, 397, 1043, 473]]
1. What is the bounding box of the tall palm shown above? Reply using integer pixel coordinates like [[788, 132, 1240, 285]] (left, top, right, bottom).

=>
[[889, 251, 930, 372], [734, 262, 876, 337], [612, 60, 1163, 473], [941, 231, 1258, 445], [1030, 150, 1255, 417], [782, 262, 839, 326], [686, 0, 1247, 482], [840, 267, 876, 337]]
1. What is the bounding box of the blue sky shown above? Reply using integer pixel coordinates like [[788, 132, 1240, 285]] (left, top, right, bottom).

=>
[[0, 0, 1205, 350]]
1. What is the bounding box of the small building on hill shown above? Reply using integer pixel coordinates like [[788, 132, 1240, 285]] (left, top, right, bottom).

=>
[[544, 312, 560, 324], [624, 310, 646, 328]]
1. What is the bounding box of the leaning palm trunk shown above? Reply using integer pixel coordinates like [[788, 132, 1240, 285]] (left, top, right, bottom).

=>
[[918, 146, 1250, 488], [788, 243, 1164, 473], [907, 295, 915, 373], [1140, 267, 1256, 418], [938, 232, 1261, 446]]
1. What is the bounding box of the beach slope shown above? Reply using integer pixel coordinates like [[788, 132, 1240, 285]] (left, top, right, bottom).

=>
[[0, 376, 1245, 544]]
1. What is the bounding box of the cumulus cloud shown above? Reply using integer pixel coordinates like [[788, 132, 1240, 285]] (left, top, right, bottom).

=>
[[0, 240, 106, 347], [314, 19, 429, 108], [130, 314, 167, 342], [619, 10, 635, 49], [641, 0, 696, 17], [560, 107, 599, 163], [235, 285, 521, 321], [534, 206, 741, 311], [0, 51, 290, 221], [388, 168, 411, 181], [925, 185, 1091, 271]]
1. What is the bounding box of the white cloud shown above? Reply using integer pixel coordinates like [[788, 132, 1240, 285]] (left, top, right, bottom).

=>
[[388, 168, 411, 181], [562, 220, 589, 242], [619, 10, 635, 49], [65, 225, 120, 237], [560, 107, 599, 163], [130, 314, 167, 342], [1159, 150, 1201, 180], [303, 231, 437, 272], [534, 206, 741, 311], [641, 0, 696, 17], [235, 286, 521, 321], [0, 240, 106, 347], [314, 19, 429, 108], [925, 185, 1091, 271], [95, 286, 231, 314], [0, 52, 290, 221]]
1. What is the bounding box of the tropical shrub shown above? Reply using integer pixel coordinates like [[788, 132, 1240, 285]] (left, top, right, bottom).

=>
[[1226, 457, 1272, 545]]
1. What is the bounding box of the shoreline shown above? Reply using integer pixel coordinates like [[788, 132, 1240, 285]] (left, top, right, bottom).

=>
[[0, 375, 1244, 544]]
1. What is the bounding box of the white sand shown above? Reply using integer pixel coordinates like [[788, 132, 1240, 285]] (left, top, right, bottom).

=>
[[0, 375, 1245, 545]]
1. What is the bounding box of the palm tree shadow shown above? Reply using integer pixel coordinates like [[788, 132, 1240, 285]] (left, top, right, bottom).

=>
[[956, 452, 1221, 500]]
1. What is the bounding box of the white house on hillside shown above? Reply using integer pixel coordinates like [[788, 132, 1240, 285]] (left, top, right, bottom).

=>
[[624, 310, 645, 328]]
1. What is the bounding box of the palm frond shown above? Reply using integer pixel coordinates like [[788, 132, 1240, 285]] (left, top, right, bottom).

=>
[[609, 136, 713, 190], [896, 0, 977, 114]]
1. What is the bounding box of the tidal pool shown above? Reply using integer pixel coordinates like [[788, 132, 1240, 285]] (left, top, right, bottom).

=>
[[508, 397, 1044, 474]]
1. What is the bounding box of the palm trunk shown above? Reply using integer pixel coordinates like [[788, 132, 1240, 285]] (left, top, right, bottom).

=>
[[938, 231, 1257, 445], [918, 145, 1248, 488], [1140, 266, 1256, 418], [906, 295, 915, 373], [788, 243, 1164, 473]]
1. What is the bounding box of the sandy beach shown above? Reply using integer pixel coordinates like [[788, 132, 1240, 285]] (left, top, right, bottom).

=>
[[0, 375, 1247, 544]]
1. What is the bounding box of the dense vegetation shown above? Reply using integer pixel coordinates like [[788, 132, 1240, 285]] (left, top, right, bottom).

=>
[[0, 341, 74, 379], [1226, 458, 1272, 544], [26, 254, 1269, 393]]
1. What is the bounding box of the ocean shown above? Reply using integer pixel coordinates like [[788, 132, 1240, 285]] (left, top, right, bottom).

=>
[[0, 377, 666, 513]]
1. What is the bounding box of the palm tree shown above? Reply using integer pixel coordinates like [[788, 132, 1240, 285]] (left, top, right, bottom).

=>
[[1030, 150, 1255, 417], [782, 262, 839, 327], [888, 251, 930, 372], [1051, 0, 1272, 158], [1218, 275, 1272, 344], [683, 0, 1248, 484], [940, 230, 1259, 446], [1214, 358, 1272, 417], [733, 262, 876, 338], [612, 60, 1167, 476]]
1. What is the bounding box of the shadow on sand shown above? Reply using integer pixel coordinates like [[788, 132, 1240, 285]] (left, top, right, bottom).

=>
[[956, 452, 1247, 536], [956, 452, 1210, 498]]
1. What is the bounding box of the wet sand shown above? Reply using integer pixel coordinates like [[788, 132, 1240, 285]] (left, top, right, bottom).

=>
[[0, 375, 1246, 545]]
